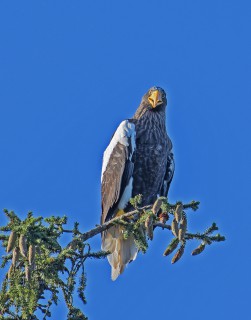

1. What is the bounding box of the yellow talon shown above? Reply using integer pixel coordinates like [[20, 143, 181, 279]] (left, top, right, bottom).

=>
[[116, 209, 125, 217]]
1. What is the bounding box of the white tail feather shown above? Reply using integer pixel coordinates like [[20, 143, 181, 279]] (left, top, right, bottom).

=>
[[102, 226, 138, 281]]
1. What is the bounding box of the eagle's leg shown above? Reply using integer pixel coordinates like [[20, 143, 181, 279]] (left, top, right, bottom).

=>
[[116, 209, 125, 217], [116, 209, 136, 221]]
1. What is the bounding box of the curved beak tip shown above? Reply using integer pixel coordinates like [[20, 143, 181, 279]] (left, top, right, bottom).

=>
[[148, 90, 163, 108]]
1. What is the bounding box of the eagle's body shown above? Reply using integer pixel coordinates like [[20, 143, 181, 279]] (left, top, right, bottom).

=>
[[132, 108, 173, 205], [101, 87, 174, 280]]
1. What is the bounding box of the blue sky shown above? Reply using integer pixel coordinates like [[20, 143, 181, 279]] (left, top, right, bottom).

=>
[[0, 1, 250, 319]]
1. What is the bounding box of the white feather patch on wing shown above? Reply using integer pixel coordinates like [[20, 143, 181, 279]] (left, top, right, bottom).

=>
[[101, 120, 135, 182], [117, 177, 133, 210]]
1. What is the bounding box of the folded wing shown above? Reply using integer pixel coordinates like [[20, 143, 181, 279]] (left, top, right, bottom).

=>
[[101, 120, 138, 280]]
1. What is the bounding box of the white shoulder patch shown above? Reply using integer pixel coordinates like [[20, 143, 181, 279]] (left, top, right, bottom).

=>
[[101, 120, 136, 182]]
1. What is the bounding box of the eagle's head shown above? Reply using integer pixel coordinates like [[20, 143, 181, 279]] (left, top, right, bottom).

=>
[[145, 86, 167, 109], [134, 86, 167, 119]]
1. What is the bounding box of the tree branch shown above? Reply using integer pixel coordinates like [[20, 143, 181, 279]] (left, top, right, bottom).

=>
[[0, 198, 224, 320], [61, 200, 200, 242]]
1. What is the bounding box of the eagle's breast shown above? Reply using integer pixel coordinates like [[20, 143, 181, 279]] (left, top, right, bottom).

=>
[[132, 111, 169, 205]]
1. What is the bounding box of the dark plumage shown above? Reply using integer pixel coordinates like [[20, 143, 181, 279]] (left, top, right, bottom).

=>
[[101, 86, 174, 280]]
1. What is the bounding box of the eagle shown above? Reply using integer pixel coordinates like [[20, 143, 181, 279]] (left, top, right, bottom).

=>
[[101, 86, 174, 280]]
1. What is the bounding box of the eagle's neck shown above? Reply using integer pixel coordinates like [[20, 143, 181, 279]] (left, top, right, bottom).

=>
[[133, 109, 167, 142]]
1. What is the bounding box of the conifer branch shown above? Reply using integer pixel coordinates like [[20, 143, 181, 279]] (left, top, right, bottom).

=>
[[0, 197, 225, 319], [60, 200, 200, 242]]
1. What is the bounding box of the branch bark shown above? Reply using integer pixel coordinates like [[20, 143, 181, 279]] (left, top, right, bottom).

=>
[[73, 200, 199, 241]]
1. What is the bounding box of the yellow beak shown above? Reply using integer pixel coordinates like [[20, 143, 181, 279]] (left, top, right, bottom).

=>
[[148, 90, 163, 108]]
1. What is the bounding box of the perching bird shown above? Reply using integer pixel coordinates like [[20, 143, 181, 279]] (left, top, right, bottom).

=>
[[101, 86, 174, 280]]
